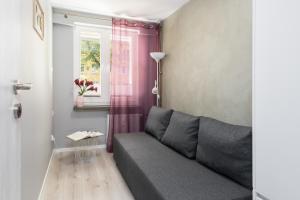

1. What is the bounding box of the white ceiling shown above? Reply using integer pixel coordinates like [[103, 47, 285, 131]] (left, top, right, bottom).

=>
[[51, 0, 190, 22]]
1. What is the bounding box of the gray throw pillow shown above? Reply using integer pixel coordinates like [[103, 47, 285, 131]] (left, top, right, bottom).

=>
[[161, 111, 199, 158], [196, 117, 252, 189], [145, 106, 173, 140]]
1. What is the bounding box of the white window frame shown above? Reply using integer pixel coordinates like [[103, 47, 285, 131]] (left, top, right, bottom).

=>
[[73, 25, 111, 106]]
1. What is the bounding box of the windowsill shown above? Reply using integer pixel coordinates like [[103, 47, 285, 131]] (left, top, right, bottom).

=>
[[83, 94, 101, 97], [73, 105, 110, 112]]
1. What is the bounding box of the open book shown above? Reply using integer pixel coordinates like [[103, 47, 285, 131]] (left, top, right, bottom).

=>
[[67, 131, 104, 141]]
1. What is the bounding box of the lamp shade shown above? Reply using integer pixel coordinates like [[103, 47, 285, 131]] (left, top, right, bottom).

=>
[[150, 52, 166, 62]]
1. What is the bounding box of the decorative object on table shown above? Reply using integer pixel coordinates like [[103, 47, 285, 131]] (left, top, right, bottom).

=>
[[33, 0, 44, 40], [150, 52, 166, 107], [74, 79, 97, 107], [67, 131, 103, 141]]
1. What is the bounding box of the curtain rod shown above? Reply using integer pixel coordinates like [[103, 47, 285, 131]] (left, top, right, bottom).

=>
[[55, 11, 112, 22], [53, 9, 160, 23]]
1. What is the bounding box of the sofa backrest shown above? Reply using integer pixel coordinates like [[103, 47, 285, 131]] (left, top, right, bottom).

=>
[[196, 117, 252, 189]]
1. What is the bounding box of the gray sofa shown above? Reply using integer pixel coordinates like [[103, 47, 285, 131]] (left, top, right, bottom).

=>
[[113, 107, 252, 200]]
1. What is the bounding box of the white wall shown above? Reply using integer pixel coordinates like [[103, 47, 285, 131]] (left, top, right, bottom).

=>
[[253, 0, 300, 199], [162, 0, 252, 126], [53, 23, 107, 148], [19, 0, 53, 199]]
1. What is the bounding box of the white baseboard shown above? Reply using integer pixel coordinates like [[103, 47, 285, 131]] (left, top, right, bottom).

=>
[[53, 144, 106, 153], [38, 149, 54, 200]]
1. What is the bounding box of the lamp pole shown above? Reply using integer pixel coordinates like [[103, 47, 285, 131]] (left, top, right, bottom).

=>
[[156, 60, 160, 106], [150, 52, 166, 107]]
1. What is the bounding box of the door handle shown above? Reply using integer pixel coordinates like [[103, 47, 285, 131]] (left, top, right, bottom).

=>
[[13, 80, 32, 94], [12, 103, 22, 119]]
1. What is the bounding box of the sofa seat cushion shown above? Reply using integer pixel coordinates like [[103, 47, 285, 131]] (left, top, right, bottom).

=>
[[114, 132, 252, 200]]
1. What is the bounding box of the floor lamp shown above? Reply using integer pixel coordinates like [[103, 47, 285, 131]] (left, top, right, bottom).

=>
[[150, 52, 166, 107]]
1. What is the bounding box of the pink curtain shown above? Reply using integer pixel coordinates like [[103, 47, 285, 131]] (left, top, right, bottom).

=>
[[107, 18, 160, 152]]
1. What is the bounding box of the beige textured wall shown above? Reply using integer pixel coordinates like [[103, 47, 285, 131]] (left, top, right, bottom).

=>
[[161, 0, 252, 126]]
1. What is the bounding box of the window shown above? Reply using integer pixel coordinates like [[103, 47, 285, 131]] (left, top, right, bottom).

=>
[[74, 25, 111, 106], [80, 36, 101, 96]]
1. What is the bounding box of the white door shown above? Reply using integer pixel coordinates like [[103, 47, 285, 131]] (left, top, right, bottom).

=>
[[0, 1, 22, 200], [253, 0, 300, 199]]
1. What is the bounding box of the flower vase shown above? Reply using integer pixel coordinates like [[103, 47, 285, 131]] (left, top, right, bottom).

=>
[[76, 96, 84, 107]]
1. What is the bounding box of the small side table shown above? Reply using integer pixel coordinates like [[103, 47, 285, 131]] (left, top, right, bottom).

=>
[[67, 131, 104, 161]]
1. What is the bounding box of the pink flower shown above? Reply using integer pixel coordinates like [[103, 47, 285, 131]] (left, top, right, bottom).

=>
[[87, 86, 94, 91], [74, 79, 80, 86], [86, 81, 93, 86], [79, 80, 84, 86]]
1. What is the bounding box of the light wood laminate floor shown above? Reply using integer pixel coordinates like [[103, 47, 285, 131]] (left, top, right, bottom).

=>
[[40, 149, 134, 200]]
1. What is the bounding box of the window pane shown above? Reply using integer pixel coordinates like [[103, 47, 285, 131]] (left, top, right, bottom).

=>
[[80, 38, 101, 95]]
